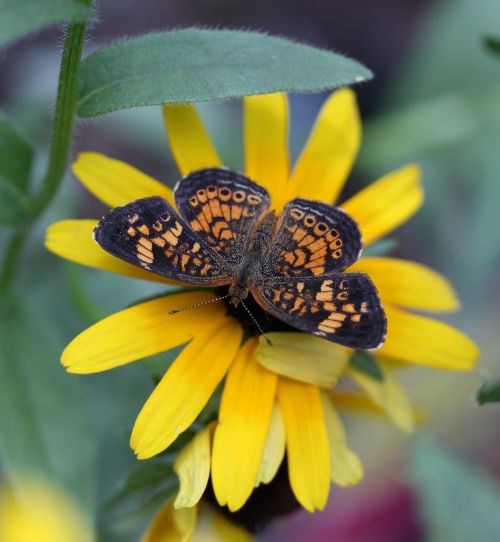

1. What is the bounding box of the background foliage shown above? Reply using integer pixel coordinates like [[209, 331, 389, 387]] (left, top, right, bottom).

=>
[[0, 0, 499, 540]]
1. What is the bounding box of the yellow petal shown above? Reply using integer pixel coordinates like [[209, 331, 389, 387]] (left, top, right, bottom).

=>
[[286, 88, 361, 204], [62, 291, 225, 374], [45, 219, 176, 284], [321, 395, 364, 487], [211, 509, 253, 542], [347, 360, 415, 432], [132, 319, 243, 459], [332, 391, 387, 416], [277, 378, 330, 512], [341, 164, 423, 246], [73, 152, 174, 207], [0, 478, 91, 542], [349, 257, 459, 312], [174, 423, 215, 509], [141, 502, 196, 542], [163, 104, 221, 176], [380, 305, 479, 370], [243, 93, 289, 211], [212, 339, 277, 511], [255, 404, 285, 486], [255, 332, 348, 388]]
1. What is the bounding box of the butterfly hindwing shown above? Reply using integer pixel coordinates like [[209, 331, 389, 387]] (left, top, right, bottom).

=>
[[174, 168, 271, 264], [94, 197, 233, 286], [251, 272, 386, 349], [262, 198, 363, 279]]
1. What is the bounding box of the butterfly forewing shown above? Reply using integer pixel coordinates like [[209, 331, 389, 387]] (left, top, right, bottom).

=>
[[261, 198, 363, 279], [251, 272, 386, 349], [94, 197, 233, 286], [174, 168, 271, 264]]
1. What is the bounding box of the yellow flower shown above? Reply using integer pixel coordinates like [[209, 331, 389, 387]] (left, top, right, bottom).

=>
[[46, 89, 479, 513], [141, 497, 251, 542], [0, 476, 92, 542]]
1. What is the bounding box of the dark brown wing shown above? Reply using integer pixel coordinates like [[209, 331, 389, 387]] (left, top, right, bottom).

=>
[[174, 168, 271, 264], [250, 273, 386, 349], [261, 198, 362, 278], [94, 197, 233, 286]]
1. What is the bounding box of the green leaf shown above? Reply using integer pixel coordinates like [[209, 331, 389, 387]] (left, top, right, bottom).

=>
[[0, 0, 90, 48], [104, 460, 176, 511], [0, 113, 33, 224], [76, 28, 372, 117], [408, 437, 500, 542], [484, 35, 500, 55], [476, 374, 500, 405], [0, 302, 95, 511], [349, 350, 384, 381]]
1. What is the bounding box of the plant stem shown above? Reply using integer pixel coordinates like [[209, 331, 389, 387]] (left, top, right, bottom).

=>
[[0, 3, 92, 295], [0, 231, 27, 294]]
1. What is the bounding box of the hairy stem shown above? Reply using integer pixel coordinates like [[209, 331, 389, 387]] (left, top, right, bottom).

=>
[[0, 2, 92, 295]]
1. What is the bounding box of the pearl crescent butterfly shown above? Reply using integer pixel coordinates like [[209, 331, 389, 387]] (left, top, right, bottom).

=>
[[94, 168, 387, 349]]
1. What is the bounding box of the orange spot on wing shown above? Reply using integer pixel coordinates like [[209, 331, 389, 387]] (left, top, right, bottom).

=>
[[180, 254, 190, 271], [201, 204, 213, 225], [137, 244, 153, 258], [196, 211, 210, 232], [212, 221, 230, 238], [292, 228, 307, 243], [162, 230, 179, 246], [138, 237, 152, 250], [307, 238, 327, 253], [221, 204, 231, 222], [209, 198, 223, 218], [298, 234, 315, 247], [231, 205, 243, 220], [293, 249, 307, 267], [151, 236, 166, 247], [316, 291, 333, 302]]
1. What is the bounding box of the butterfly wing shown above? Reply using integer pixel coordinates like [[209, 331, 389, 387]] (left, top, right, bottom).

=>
[[94, 197, 233, 286], [174, 168, 271, 264], [261, 198, 362, 278], [250, 273, 386, 349]]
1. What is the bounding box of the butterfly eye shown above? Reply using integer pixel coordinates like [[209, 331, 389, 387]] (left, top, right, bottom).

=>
[[326, 228, 340, 241], [304, 215, 316, 227], [233, 190, 245, 202], [290, 208, 304, 220], [314, 222, 328, 235], [206, 185, 217, 199], [219, 187, 232, 201], [248, 194, 262, 205]]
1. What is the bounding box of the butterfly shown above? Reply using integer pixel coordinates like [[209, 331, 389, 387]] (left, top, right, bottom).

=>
[[94, 168, 386, 349]]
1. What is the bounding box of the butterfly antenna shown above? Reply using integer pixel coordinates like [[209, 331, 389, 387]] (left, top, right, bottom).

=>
[[240, 300, 273, 345], [169, 294, 230, 314]]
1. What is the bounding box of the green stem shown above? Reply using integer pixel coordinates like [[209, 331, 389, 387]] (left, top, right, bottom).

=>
[[0, 3, 92, 295], [0, 231, 27, 294]]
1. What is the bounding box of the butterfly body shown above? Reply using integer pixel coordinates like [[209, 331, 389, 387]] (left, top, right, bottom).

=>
[[229, 211, 277, 307], [94, 168, 387, 349]]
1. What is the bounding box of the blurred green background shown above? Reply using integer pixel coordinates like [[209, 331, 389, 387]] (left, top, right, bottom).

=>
[[1, 0, 500, 540]]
